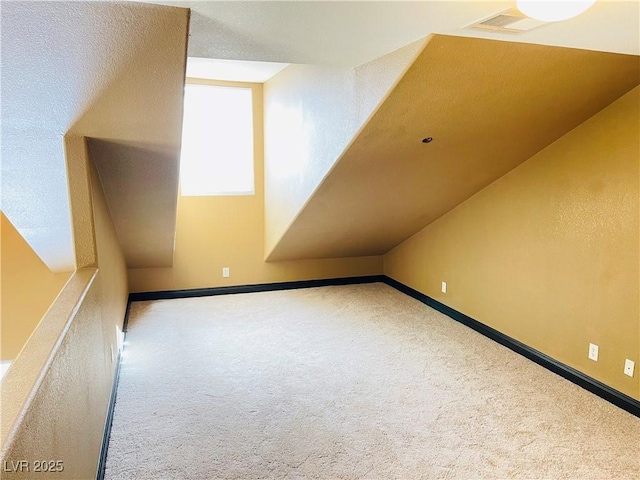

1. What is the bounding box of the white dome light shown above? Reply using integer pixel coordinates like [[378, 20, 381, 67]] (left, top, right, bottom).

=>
[[516, 0, 597, 22]]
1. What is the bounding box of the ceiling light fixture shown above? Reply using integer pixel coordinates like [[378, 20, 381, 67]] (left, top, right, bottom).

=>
[[516, 0, 596, 22]]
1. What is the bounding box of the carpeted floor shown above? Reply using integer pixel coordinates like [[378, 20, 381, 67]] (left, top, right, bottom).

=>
[[105, 283, 640, 479]]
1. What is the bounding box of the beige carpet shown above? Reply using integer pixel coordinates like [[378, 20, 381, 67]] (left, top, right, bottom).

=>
[[105, 283, 640, 479]]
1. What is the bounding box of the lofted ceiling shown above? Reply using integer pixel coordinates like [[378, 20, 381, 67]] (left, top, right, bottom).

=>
[[146, 0, 639, 65], [1, 1, 189, 271], [88, 140, 183, 268], [2, 1, 639, 272], [266, 34, 640, 261]]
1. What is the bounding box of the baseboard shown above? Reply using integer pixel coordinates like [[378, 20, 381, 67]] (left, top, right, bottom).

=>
[[382, 276, 640, 418], [128, 275, 387, 302], [103, 271, 637, 476], [98, 275, 384, 475], [96, 302, 132, 480]]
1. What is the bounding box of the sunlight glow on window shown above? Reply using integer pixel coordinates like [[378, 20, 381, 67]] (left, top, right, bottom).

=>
[[180, 84, 254, 196]]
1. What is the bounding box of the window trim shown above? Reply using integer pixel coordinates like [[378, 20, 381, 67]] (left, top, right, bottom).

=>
[[179, 78, 256, 197]]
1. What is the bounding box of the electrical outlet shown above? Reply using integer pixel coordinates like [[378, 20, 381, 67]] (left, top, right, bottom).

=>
[[588, 343, 599, 361], [624, 359, 635, 377], [222, 267, 230, 278], [441, 281, 447, 294]]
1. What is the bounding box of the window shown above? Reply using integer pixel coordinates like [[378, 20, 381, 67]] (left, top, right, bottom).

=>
[[179, 83, 254, 196]]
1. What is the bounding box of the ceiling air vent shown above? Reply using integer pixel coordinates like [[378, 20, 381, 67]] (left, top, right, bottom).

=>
[[466, 8, 548, 34]]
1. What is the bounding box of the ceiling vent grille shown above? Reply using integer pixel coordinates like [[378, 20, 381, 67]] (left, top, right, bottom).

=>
[[466, 9, 548, 34]]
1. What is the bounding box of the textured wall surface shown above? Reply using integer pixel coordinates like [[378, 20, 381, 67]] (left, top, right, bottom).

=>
[[263, 39, 427, 258], [1, 270, 105, 479], [105, 284, 640, 480], [64, 136, 98, 269], [0, 214, 71, 361], [267, 35, 639, 262], [0, 151, 128, 478], [128, 81, 381, 293], [89, 157, 129, 379], [1, 1, 189, 271], [384, 87, 640, 399], [1, 2, 185, 472]]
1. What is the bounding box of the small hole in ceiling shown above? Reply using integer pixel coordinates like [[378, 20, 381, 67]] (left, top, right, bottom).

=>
[[422, 137, 433, 144]]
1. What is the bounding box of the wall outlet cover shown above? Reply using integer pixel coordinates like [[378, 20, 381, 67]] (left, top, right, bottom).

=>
[[588, 343, 599, 361], [441, 281, 447, 294], [624, 359, 635, 377], [222, 267, 230, 278]]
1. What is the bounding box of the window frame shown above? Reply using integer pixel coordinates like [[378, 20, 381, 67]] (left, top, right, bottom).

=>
[[179, 78, 256, 197]]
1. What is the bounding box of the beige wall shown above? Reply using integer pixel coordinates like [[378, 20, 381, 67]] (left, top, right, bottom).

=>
[[0, 213, 71, 361], [265, 36, 639, 263], [89, 152, 129, 367], [1, 141, 129, 478], [384, 87, 640, 400], [129, 81, 381, 293], [263, 39, 427, 258]]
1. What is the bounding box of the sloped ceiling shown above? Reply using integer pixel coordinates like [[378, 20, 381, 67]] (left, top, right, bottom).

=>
[[88, 140, 182, 268], [3, 1, 638, 271], [1, 1, 189, 271], [266, 34, 640, 261], [147, 0, 639, 65]]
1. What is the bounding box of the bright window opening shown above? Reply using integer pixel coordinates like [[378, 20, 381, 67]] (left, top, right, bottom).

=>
[[179, 84, 254, 196]]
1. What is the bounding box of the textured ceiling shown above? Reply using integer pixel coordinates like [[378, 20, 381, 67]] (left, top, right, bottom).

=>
[[3, 1, 639, 272], [186, 57, 289, 82], [1, 1, 189, 270], [145, 0, 639, 65], [88, 140, 181, 268], [266, 34, 640, 261]]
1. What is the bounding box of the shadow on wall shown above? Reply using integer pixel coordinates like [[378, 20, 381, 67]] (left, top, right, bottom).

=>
[[0, 212, 72, 363], [0, 144, 128, 478]]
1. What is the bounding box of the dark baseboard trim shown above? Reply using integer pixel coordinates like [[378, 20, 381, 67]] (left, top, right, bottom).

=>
[[382, 276, 640, 418], [98, 275, 385, 476], [93, 273, 638, 478], [128, 275, 386, 302], [96, 302, 132, 480]]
